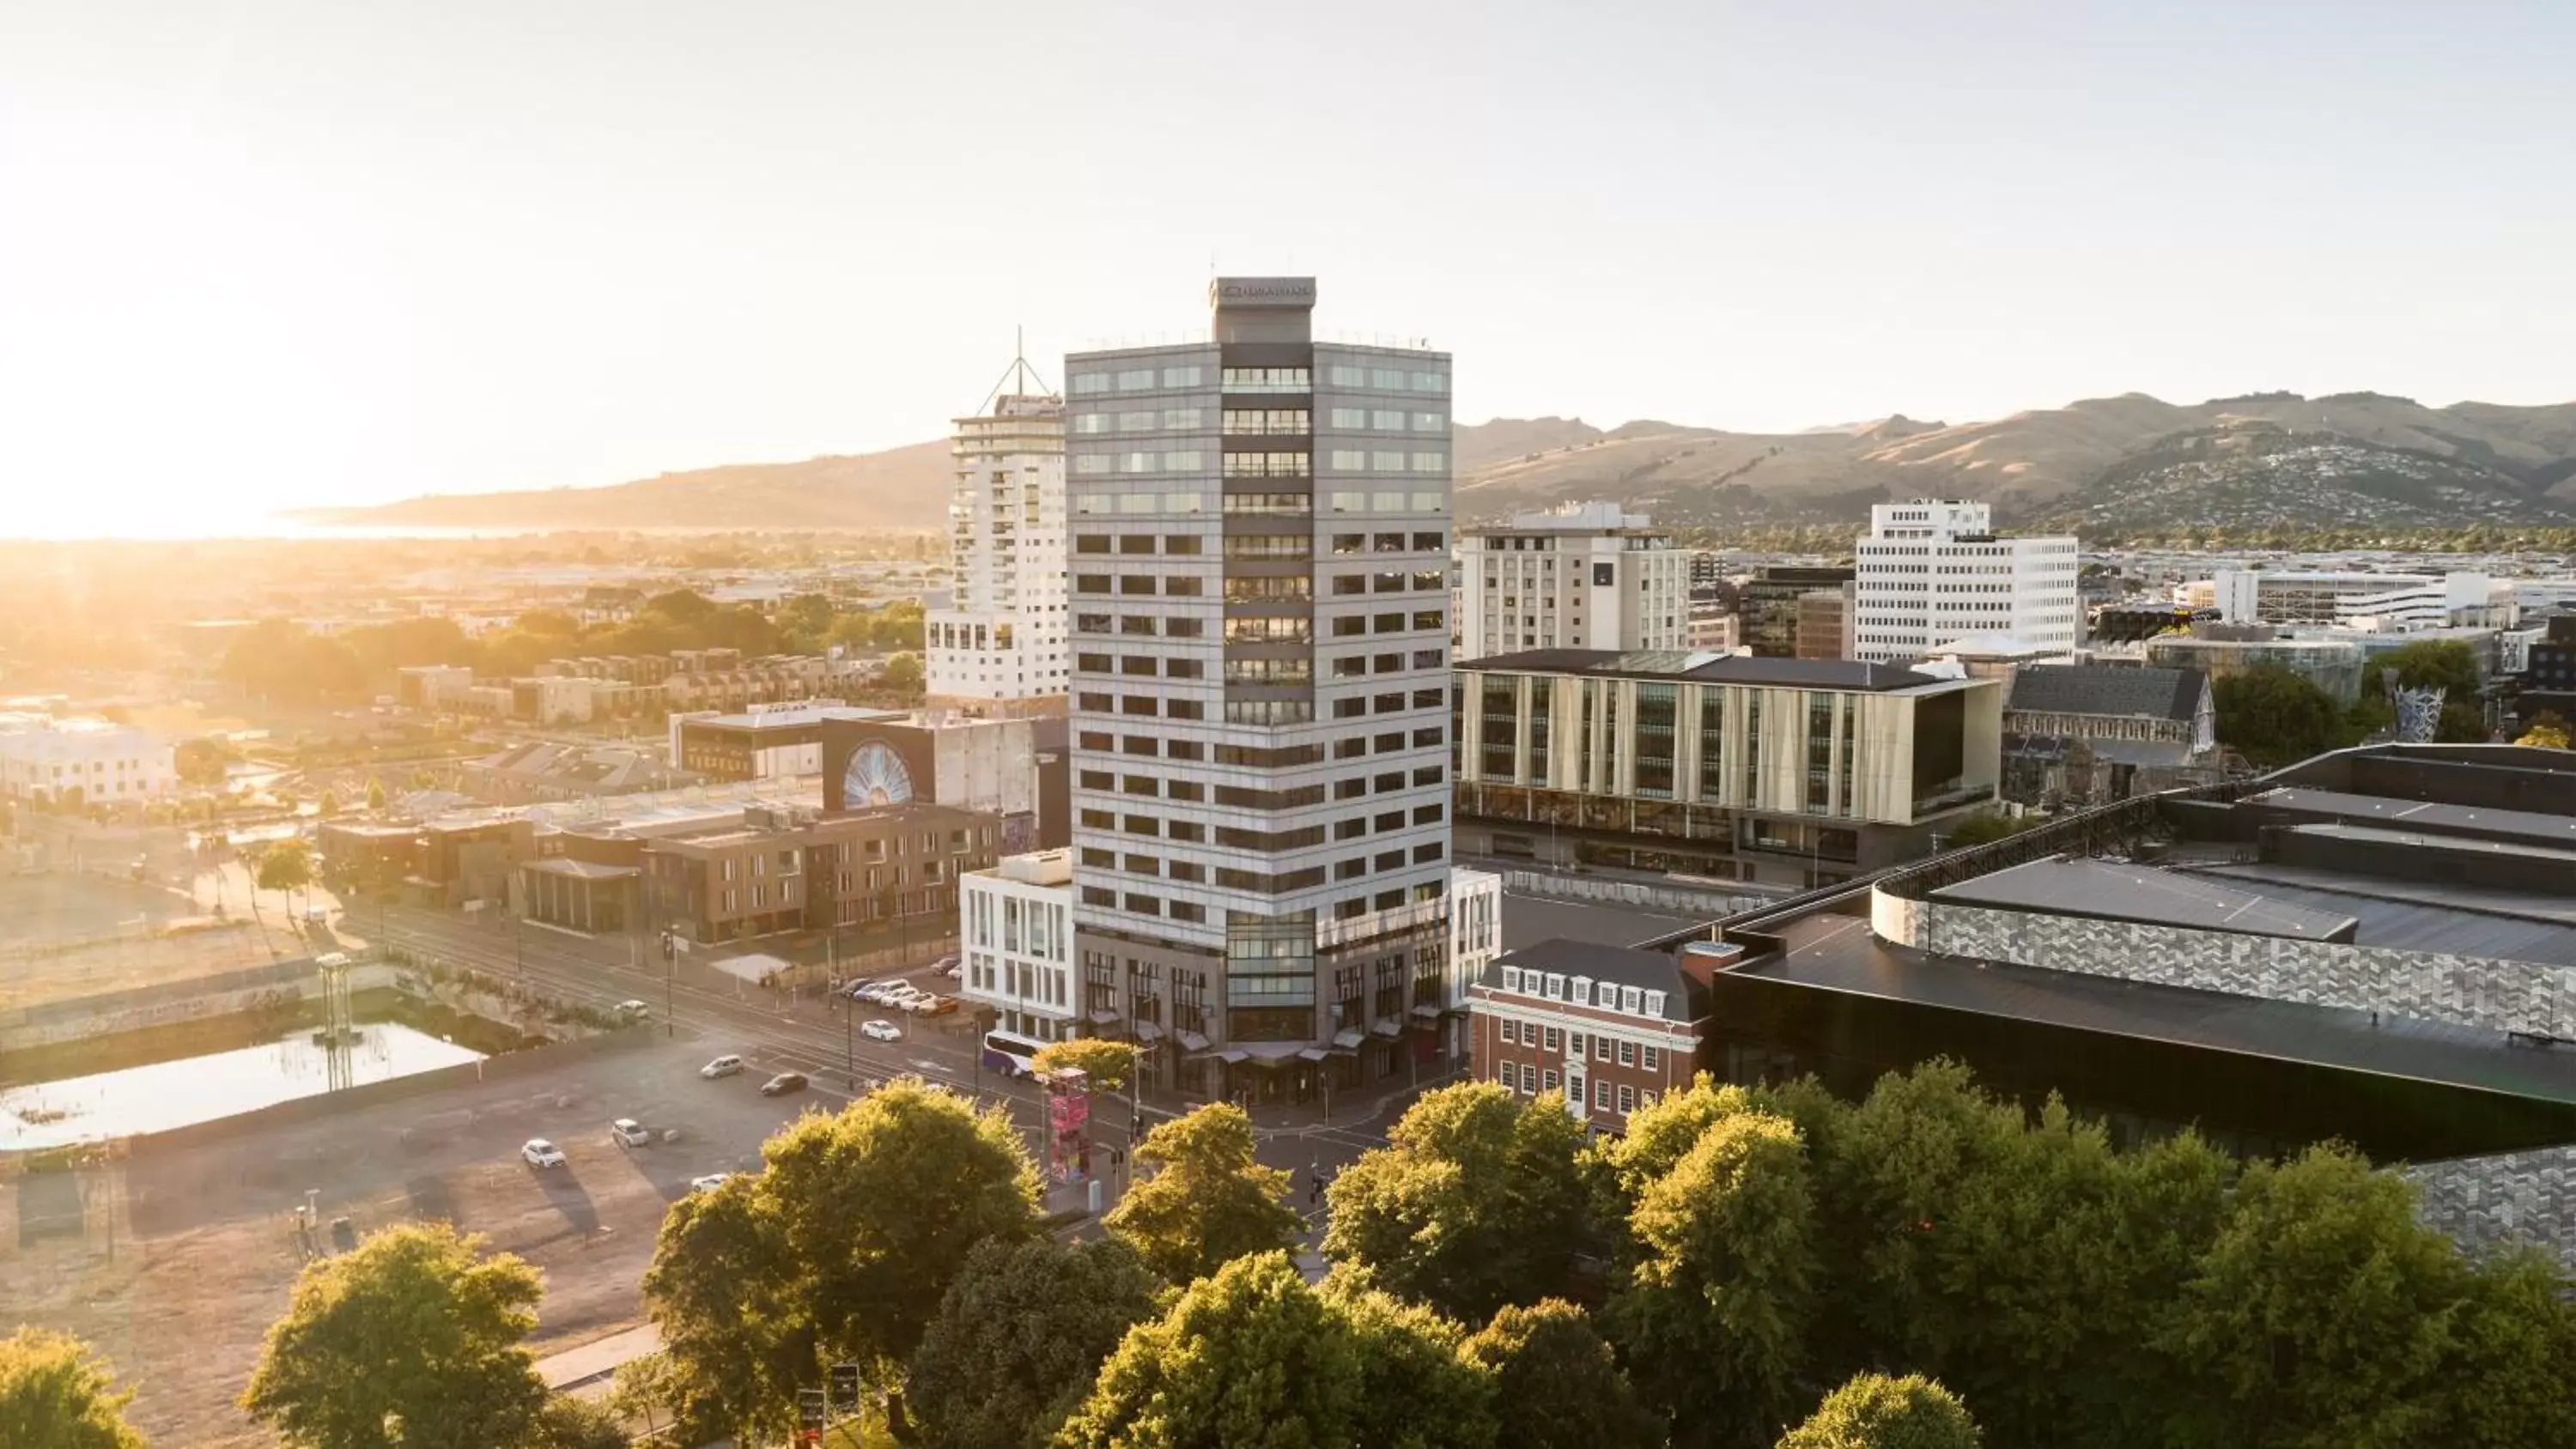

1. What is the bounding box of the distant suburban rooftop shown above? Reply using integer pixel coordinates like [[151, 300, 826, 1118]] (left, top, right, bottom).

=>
[[2007, 664, 2206, 723], [1463, 648, 1967, 693], [1929, 857, 2359, 942]]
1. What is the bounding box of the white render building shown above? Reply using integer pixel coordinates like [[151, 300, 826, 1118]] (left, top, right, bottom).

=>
[[1063, 277, 1457, 1100], [1458, 501, 1690, 662], [958, 849, 1078, 1042], [0, 715, 177, 804], [927, 375, 1069, 716], [1852, 500, 2079, 663]]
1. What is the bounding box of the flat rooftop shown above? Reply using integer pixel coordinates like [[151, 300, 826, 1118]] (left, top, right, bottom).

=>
[[1463, 648, 1970, 694], [1929, 857, 2358, 942], [2249, 786, 2576, 852], [1745, 913, 2576, 1108]]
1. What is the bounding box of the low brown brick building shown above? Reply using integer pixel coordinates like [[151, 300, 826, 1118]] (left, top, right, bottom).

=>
[[1467, 937, 1717, 1134]]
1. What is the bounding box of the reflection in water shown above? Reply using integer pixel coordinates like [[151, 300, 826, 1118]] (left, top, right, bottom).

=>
[[0, 1025, 486, 1149]]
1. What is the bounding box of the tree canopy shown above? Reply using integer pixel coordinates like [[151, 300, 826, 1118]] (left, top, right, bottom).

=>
[[2211, 664, 2345, 767], [1030, 1038, 1141, 1094], [256, 840, 313, 896], [1776, 1373, 1981, 1449], [1460, 1300, 1662, 1449], [240, 1222, 550, 1449], [641, 1079, 1042, 1443], [1320, 1081, 1594, 1320], [0, 1328, 149, 1449], [907, 1238, 1164, 1449], [1103, 1102, 1303, 1285]]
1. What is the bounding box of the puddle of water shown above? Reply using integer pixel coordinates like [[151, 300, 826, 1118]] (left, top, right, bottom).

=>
[[0, 1024, 485, 1150]]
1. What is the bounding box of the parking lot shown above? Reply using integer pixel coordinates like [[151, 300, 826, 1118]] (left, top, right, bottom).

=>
[[0, 1033, 833, 1448]]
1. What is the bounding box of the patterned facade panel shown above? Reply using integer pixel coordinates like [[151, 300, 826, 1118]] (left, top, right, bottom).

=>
[[1879, 888, 2574, 1039], [2404, 1146, 2576, 1272]]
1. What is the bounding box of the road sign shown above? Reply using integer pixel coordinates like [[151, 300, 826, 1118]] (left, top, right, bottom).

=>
[[829, 1361, 861, 1410], [799, 1386, 827, 1441]]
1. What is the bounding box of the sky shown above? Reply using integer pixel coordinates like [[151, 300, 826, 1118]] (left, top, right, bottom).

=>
[[3, 1, 2571, 537]]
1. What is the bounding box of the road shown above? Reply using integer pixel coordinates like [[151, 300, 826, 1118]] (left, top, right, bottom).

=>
[[355, 901, 1401, 1250]]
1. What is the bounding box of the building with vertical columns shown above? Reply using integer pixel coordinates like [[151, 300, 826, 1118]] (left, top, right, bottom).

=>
[[927, 371, 1069, 716], [1061, 278, 1456, 1102], [1457, 501, 1690, 662], [1451, 648, 2001, 887]]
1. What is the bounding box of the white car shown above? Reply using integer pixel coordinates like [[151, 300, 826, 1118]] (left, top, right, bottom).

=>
[[611, 1119, 652, 1148], [699, 1055, 744, 1079], [902, 993, 945, 1015], [861, 1018, 902, 1042], [612, 1000, 649, 1022], [689, 1173, 731, 1194], [522, 1138, 566, 1169]]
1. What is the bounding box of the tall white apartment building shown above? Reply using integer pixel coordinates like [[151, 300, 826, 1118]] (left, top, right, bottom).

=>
[[958, 849, 1078, 1042], [1457, 501, 1690, 662], [1851, 500, 2078, 663], [926, 371, 1068, 716], [1063, 278, 1455, 1101]]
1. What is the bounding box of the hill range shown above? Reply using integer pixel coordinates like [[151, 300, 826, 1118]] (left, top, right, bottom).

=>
[[292, 391, 2576, 535]]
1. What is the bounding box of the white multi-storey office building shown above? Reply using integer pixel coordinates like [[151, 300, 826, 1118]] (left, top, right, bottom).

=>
[[958, 849, 1078, 1042], [1458, 501, 1690, 662], [1852, 500, 2079, 663], [926, 370, 1068, 716], [1062, 278, 1455, 1100]]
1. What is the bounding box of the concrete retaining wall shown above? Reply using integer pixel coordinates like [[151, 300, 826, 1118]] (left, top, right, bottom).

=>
[[0, 959, 404, 1052]]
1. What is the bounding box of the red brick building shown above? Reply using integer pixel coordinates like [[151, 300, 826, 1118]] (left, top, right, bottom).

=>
[[1467, 937, 1719, 1134]]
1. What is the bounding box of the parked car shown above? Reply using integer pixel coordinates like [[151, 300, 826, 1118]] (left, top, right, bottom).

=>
[[760, 1072, 808, 1097], [939, 961, 964, 979], [699, 1054, 744, 1079], [861, 1018, 902, 1042], [611, 1119, 653, 1148], [689, 1173, 732, 1194], [905, 993, 954, 1016], [522, 1138, 566, 1169], [612, 1000, 649, 1022]]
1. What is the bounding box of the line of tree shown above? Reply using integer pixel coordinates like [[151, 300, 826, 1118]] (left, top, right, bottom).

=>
[[20, 1063, 2566, 1446], [2213, 637, 2492, 767], [214, 591, 925, 706]]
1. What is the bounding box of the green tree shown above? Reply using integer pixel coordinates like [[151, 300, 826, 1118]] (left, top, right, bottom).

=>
[[2211, 665, 2343, 767], [241, 1222, 550, 1449], [642, 1081, 1042, 1443], [2155, 1143, 2561, 1447], [908, 1239, 1164, 1449], [1051, 1253, 1370, 1449], [0, 1328, 149, 1449], [258, 840, 314, 916], [1460, 1300, 1662, 1449], [528, 1397, 630, 1449], [1607, 1110, 1817, 1449], [365, 778, 386, 812], [1776, 1373, 1980, 1449], [173, 736, 238, 788], [1030, 1038, 1141, 1094], [2515, 709, 2570, 749], [642, 589, 719, 627], [881, 651, 926, 694], [2371, 638, 2487, 742], [1324, 1271, 1498, 1449], [1103, 1103, 1303, 1285], [1321, 1081, 1595, 1320], [1939, 811, 2031, 849], [781, 593, 838, 652]]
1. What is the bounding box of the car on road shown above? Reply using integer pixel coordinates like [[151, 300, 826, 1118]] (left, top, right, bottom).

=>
[[699, 1054, 744, 1079], [521, 1138, 567, 1168], [612, 1000, 649, 1022], [860, 1019, 902, 1042], [690, 1173, 732, 1193], [932, 954, 959, 972], [611, 1119, 653, 1148], [760, 1072, 809, 1097], [905, 993, 955, 1016]]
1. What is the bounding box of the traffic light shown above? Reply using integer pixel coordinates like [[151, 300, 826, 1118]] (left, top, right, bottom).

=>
[[829, 1361, 861, 1411]]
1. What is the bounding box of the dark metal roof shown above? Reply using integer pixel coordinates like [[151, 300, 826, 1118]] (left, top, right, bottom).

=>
[[1745, 914, 2576, 1107], [2182, 862, 2576, 967], [1462, 648, 1953, 693], [2006, 664, 2205, 723], [2251, 786, 2576, 851], [1481, 937, 1705, 1022], [1929, 857, 2357, 940]]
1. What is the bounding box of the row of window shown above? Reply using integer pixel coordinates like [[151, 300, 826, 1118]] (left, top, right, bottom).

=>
[[1495, 1018, 1662, 1070], [1328, 408, 1445, 431], [1073, 691, 1441, 729], [1498, 1062, 1649, 1116], [1078, 859, 1446, 915], [1071, 490, 1446, 515], [1323, 453, 1447, 474], [1068, 363, 1449, 397], [1066, 530, 1449, 557], [1495, 966, 1668, 1018], [1072, 365, 1208, 394], [1075, 762, 1444, 811]]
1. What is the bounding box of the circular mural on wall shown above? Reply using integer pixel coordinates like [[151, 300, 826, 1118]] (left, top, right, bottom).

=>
[[841, 740, 915, 808]]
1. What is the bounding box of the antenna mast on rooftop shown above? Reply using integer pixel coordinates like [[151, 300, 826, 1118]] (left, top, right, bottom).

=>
[[975, 326, 1058, 413]]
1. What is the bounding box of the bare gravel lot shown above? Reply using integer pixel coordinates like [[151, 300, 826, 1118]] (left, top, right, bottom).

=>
[[0, 1034, 832, 1447]]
